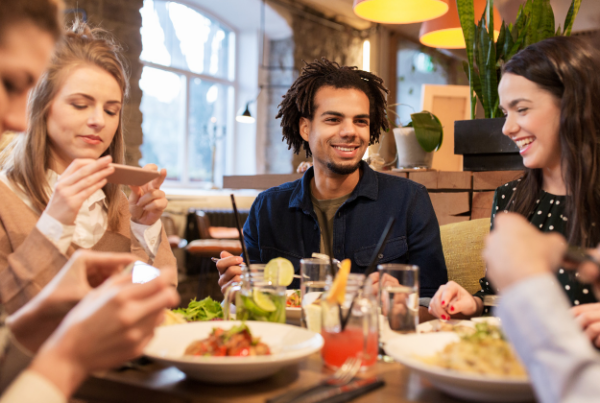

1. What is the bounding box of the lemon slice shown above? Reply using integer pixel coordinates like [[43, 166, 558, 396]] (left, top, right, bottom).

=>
[[304, 304, 322, 333], [326, 259, 351, 305], [264, 257, 294, 286], [253, 289, 276, 312]]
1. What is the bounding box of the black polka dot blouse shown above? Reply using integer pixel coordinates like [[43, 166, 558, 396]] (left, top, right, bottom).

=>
[[474, 179, 598, 315]]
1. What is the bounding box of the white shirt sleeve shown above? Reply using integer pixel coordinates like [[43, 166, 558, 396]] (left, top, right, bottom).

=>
[[0, 370, 66, 403], [498, 273, 600, 403], [35, 212, 75, 255], [130, 219, 163, 259]]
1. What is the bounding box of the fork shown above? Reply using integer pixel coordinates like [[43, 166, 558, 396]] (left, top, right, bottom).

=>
[[266, 357, 362, 403]]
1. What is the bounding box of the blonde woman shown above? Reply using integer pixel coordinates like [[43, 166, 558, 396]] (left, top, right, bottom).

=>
[[0, 22, 176, 313]]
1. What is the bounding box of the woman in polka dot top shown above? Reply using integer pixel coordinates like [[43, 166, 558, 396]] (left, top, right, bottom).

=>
[[428, 36, 600, 346]]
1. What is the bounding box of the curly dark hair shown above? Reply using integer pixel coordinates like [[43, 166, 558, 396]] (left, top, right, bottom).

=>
[[275, 58, 389, 156]]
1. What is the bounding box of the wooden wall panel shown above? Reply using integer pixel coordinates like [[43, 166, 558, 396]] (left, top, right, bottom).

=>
[[471, 191, 495, 220], [473, 171, 523, 190]]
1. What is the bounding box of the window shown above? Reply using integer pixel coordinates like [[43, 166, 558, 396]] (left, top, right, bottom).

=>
[[139, 0, 235, 185]]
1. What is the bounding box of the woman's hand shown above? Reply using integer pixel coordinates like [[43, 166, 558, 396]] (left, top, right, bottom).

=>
[[28, 271, 179, 398], [572, 303, 600, 348], [428, 281, 482, 320], [6, 250, 137, 353], [45, 156, 114, 225], [128, 164, 167, 226]]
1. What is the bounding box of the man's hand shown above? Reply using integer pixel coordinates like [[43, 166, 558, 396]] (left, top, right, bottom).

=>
[[484, 213, 567, 291], [572, 303, 600, 348], [216, 251, 244, 296], [428, 281, 482, 319], [28, 271, 179, 398], [6, 250, 137, 353]]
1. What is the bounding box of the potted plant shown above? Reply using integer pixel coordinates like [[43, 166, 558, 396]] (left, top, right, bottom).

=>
[[454, 0, 581, 171], [391, 111, 443, 169]]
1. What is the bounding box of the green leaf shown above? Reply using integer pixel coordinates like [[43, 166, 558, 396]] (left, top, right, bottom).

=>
[[410, 112, 443, 152], [456, 0, 476, 67], [496, 22, 506, 61], [487, 0, 495, 42], [563, 0, 582, 36]]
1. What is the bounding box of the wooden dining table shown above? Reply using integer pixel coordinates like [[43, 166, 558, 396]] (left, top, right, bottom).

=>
[[74, 353, 471, 403]]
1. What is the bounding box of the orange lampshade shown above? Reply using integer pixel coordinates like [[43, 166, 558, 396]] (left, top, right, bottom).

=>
[[420, 0, 501, 49], [353, 0, 449, 24]]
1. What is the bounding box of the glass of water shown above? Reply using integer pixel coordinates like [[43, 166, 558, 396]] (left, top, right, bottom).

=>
[[377, 264, 419, 333], [299, 258, 335, 332]]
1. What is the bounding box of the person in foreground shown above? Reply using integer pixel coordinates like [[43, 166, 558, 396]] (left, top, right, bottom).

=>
[[484, 212, 600, 403], [0, 1, 179, 401], [429, 36, 600, 330], [217, 58, 447, 301], [0, 21, 177, 314]]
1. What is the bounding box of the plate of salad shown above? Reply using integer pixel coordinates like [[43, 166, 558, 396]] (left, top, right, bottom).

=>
[[144, 321, 323, 383]]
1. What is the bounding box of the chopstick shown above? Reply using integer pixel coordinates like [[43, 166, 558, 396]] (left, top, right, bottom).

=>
[[341, 217, 395, 331], [230, 194, 252, 275]]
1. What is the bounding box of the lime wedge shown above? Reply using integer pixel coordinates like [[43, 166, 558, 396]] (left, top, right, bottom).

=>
[[253, 289, 276, 312], [264, 257, 294, 286]]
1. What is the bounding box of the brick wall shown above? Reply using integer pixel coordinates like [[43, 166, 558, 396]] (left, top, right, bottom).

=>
[[64, 0, 144, 166]]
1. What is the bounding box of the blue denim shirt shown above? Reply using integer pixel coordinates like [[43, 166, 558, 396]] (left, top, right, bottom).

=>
[[242, 161, 448, 297]]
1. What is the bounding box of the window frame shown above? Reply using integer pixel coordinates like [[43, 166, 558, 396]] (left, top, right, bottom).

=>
[[139, 0, 238, 187]]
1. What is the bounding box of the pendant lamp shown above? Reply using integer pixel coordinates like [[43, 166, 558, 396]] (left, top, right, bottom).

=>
[[353, 0, 449, 24], [419, 0, 501, 49]]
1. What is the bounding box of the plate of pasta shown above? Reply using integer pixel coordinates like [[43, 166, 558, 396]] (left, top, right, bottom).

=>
[[383, 323, 533, 402]]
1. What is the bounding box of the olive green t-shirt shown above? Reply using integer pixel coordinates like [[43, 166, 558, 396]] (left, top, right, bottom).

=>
[[310, 192, 351, 257]]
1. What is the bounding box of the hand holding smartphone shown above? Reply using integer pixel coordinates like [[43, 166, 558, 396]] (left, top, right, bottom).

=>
[[124, 261, 161, 284], [106, 163, 161, 186]]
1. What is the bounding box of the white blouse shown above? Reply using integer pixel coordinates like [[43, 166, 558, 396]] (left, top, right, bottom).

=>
[[0, 171, 162, 258]]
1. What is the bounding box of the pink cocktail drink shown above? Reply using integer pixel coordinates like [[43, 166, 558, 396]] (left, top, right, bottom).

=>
[[321, 327, 378, 368]]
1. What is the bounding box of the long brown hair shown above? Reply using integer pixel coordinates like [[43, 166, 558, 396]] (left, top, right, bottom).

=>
[[503, 36, 600, 246], [1, 21, 129, 230]]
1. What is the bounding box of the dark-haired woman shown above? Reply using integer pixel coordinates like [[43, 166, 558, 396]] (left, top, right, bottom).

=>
[[429, 35, 600, 345]]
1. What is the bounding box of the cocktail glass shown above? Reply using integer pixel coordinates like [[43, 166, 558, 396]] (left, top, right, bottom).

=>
[[320, 274, 378, 369], [223, 264, 286, 323]]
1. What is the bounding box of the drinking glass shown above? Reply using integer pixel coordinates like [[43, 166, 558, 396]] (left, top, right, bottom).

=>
[[320, 274, 378, 369], [223, 264, 286, 323], [299, 258, 335, 332], [378, 264, 419, 334]]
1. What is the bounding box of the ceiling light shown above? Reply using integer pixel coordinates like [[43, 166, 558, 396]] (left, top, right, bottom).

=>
[[419, 0, 500, 49], [235, 102, 255, 124], [353, 0, 449, 24]]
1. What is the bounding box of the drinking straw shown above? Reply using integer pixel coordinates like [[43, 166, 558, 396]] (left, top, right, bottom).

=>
[[230, 194, 252, 275], [341, 216, 395, 331], [317, 216, 344, 326]]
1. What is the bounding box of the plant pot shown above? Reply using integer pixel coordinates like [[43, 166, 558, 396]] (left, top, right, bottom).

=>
[[393, 127, 434, 169], [454, 118, 524, 171]]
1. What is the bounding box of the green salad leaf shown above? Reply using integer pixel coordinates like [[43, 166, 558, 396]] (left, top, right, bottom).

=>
[[173, 297, 223, 321]]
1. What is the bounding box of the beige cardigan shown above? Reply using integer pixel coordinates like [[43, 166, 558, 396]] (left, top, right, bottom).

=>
[[0, 181, 177, 314]]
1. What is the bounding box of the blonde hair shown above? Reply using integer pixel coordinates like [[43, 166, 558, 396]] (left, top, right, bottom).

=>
[[1, 21, 129, 230]]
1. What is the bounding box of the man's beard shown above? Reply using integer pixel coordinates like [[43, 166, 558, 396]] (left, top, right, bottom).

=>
[[326, 161, 361, 175]]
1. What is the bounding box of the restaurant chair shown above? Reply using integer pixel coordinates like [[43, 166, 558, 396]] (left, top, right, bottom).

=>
[[160, 213, 187, 249], [185, 210, 242, 258], [439, 218, 489, 294]]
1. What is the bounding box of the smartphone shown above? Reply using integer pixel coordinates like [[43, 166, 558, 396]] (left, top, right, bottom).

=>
[[124, 261, 161, 284], [106, 163, 160, 186]]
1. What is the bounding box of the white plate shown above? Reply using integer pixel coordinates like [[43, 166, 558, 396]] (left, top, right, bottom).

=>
[[383, 333, 533, 402], [144, 321, 323, 384]]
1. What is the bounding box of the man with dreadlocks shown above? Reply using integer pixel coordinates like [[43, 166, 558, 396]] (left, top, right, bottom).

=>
[[216, 58, 447, 302]]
